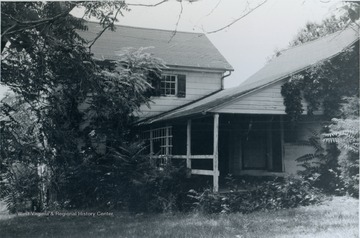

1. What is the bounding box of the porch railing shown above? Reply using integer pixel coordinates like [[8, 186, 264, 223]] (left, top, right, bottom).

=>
[[150, 154, 219, 184]]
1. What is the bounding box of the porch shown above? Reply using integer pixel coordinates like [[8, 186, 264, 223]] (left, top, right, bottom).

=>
[[143, 113, 291, 192]]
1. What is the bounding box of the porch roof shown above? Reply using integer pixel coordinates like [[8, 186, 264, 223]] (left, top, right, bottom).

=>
[[138, 26, 359, 125]]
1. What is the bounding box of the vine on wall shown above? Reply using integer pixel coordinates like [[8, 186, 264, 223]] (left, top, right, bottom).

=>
[[281, 44, 359, 121]]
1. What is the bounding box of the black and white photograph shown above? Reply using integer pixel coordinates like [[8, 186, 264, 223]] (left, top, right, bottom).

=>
[[0, 0, 359, 237]]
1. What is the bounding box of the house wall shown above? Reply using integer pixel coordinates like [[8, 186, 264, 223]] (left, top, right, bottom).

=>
[[216, 79, 322, 115], [137, 69, 223, 118], [283, 118, 321, 175]]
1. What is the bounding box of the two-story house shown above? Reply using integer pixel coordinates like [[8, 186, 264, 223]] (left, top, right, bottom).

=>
[[86, 22, 359, 192]]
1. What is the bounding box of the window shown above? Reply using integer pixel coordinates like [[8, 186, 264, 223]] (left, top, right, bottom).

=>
[[143, 126, 173, 156], [150, 73, 186, 98], [161, 75, 177, 96]]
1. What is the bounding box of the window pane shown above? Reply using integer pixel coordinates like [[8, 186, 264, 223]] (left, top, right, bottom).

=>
[[160, 75, 178, 95]]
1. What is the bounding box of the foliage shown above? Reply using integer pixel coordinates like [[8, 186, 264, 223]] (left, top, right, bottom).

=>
[[280, 75, 304, 121], [188, 176, 322, 214], [280, 5, 359, 198], [1, 1, 166, 211], [0, 164, 41, 213], [289, 16, 349, 47], [280, 3, 359, 121], [323, 97, 359, 197], [295, 131, 344, 195], [59, 142, 188, 212], [0, 95, 50, 212], [281, 44, 359, 121]]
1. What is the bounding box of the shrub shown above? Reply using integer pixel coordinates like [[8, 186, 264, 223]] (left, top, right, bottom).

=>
[[188, 176, 322, 214], [296, 131, 344, 195], [295, 97, 359, 197], [323, 96, 359, 197], [0, 163, 42, 213], [60, 142, 189, 213]]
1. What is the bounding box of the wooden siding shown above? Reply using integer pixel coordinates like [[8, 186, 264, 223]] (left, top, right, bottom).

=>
[[138, 70, 222, 118], [283, 119, 321, 175], [216, 79, 322, 115]]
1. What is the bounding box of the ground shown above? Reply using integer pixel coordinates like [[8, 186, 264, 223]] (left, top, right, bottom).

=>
[[0, 196, 358, 238]]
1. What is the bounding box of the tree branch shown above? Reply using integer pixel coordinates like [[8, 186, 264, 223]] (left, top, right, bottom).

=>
[[1, 3, 77, 38], [127, 0, 168, 7], [206, 0, 222, 17], [206, 0, 268, 34], [88, 8, 122, 51], [168, 0, 184, 42]]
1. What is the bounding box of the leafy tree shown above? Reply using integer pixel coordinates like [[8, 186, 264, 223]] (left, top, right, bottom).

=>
[[280, 3, 359, 120], [323, 97, 359, 197], [289, 3, 359, 47], [1, 1, 166, 210], [279, 3, 359, 197], [0, 95, 48, 212], [281, 44, 359, 120]]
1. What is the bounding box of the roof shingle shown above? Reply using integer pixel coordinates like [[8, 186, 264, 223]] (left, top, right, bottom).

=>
[[80, 22, 233, 71]]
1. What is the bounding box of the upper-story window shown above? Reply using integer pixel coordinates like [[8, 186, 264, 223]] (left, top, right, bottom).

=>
[[161, 75, 177, 96], [149, 73, 186, 98]]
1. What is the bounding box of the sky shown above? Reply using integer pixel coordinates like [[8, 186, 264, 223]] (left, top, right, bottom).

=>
[[0, 0, 345, 98]]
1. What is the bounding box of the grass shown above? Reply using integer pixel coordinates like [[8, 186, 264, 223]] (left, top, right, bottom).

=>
[[0, 196, 358, 238]]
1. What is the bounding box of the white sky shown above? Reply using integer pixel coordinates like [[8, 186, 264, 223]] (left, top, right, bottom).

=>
[[0, 0, 344, 98]]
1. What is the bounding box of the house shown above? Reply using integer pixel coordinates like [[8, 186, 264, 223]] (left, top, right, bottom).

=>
[[87, 22, 359, 192]]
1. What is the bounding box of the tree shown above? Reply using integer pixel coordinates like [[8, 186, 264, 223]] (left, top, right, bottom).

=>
[[280, 3, 359, 120], [323, 97, 359, 197], [1, 1, 166, 209], [279, 3, 359, 197]]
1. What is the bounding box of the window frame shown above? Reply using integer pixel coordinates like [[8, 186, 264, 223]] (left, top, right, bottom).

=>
[[160, 74, 178, 96], [143, 126, 173, 156]]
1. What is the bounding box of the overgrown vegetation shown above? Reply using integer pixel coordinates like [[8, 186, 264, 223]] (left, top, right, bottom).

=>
[[0, 2, 167, 212], [188, 176, 322, 214], [323, 97, 359, 197], [280, 4, 359, 198]]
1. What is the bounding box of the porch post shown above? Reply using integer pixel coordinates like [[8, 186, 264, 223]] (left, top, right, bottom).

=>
[[213, 113, 220, 193], [267, 118, 273, 171], [149, 129, 154, 156], [149, 129, 154, 165], [280, 115, 285, 172], [186, 119, 192, 175]]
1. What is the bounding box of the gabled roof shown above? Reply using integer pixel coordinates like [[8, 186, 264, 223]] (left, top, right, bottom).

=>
[[80, 22, 233, 71], [140, 26, 359, 125]]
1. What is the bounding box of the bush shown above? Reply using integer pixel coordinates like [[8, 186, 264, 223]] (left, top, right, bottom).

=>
[[60, 142, 189, 213], [295, 97, 359, 197], [0, 163, 43, 213], [188, 176, 322, 214], [296, 132, 344, 195], [323, 96, 359, 197]]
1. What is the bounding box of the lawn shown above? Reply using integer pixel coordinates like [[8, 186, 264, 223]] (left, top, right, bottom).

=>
[[0, 196, 358, 238]]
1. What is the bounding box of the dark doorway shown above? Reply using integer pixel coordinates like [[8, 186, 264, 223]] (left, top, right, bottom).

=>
[[242, 118, 267, 170]]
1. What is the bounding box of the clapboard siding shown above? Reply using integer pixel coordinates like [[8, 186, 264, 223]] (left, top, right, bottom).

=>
[[138, 70, 222, 118], [217, 80, 322, 115]]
